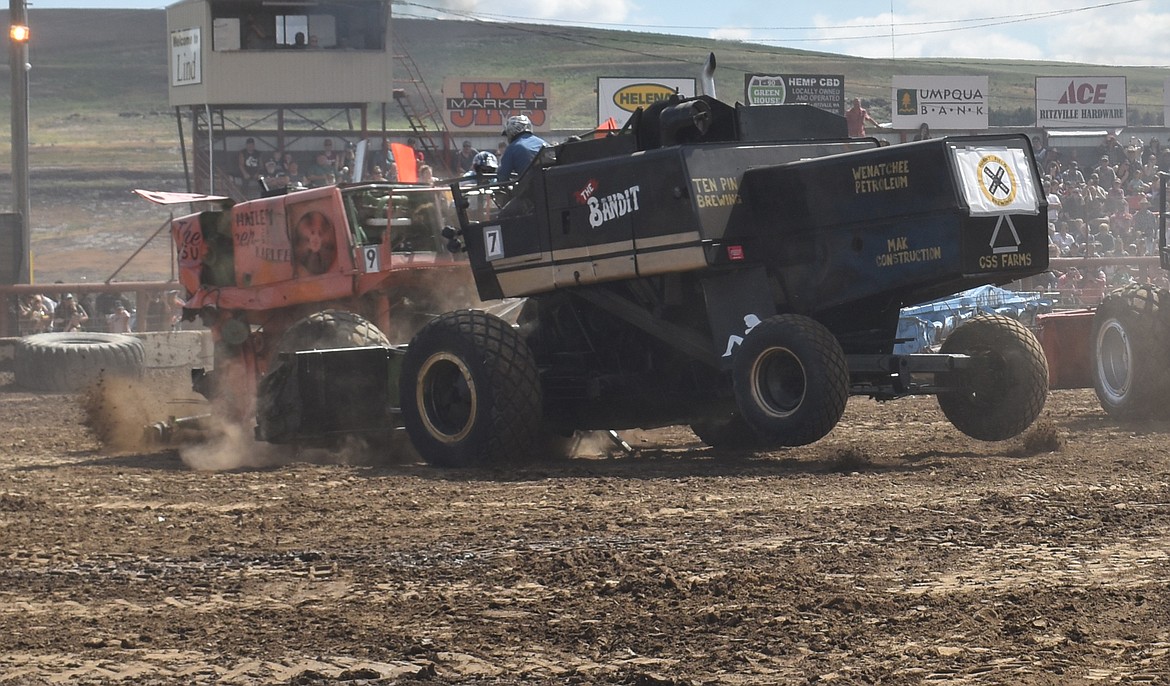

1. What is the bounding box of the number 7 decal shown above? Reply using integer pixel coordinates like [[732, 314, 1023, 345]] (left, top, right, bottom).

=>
[[484, 226, 504, 261]]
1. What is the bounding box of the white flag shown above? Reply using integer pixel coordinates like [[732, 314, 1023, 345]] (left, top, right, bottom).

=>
[[953, 147, 1040, 216]]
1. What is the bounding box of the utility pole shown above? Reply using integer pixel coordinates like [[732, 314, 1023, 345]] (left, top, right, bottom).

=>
[[9, 0, 31, 283]]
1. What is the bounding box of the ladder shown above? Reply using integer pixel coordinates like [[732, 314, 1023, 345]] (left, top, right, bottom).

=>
[[392, 45, 452, 176]]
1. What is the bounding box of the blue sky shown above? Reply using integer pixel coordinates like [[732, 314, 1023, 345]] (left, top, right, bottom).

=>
[[27, 0, 1170, 66]]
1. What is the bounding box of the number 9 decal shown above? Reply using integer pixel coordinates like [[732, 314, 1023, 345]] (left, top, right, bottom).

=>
[[363, 246, 380, 272]]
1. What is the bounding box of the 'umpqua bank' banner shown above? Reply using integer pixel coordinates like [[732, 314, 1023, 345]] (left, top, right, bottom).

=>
[[743, 74, 845, 115], [597, 78, 696, 126], [892, 76, 989, 130]]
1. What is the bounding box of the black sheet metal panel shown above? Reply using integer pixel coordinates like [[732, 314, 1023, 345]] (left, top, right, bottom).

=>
[[463, 171, 554, 300], [542, 148, 697, 287], [734, 136, 1048, 318], [281, 346, 401, 441], [682, 140, 877, 243], [701, 266, 778, 370], [735, 102, 849, 142]]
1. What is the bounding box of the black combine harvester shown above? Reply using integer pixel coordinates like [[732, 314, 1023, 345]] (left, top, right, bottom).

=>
[[257, 56, 1052, 467]]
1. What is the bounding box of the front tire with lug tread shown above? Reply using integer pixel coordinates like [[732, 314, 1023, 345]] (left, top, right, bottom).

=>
[[937, 314, 1048, 441], [400, 310, 541, 468]]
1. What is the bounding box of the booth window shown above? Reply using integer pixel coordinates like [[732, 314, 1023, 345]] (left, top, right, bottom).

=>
[[208, 0, 386, 52]]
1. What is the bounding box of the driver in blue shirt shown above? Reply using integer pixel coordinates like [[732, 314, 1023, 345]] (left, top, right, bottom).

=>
[[496, 114, 548, 183]]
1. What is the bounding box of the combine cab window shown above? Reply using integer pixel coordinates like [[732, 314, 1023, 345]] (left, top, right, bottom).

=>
[[342, 185, 453, 254]]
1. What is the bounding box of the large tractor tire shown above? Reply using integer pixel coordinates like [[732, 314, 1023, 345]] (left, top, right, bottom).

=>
[[1091, 284, 1170, 419], [732, 314, 849, 446], [256, 310, 390, 439], [937, 314, 1048, 441], [271, 309, 390, 362], [14, 332, 145, 393], [399, 310, 541, 468]]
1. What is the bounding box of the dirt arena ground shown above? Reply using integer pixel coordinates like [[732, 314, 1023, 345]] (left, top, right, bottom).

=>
[[1, 370, 1169, 685]]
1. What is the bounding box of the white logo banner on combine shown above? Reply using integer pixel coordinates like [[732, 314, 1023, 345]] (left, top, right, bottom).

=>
[[953, 147, 1039, 217], [588, 186, 642, 228]]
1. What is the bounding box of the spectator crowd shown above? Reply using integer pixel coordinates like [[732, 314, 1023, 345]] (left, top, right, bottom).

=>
[[1033, 133, 1170, 304], [12, 290, 185, 337]]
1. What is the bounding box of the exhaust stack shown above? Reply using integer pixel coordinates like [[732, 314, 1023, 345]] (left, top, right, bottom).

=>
[[700, 52, 716, 98]]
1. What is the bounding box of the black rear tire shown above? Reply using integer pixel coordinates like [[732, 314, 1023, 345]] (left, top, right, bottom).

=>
[[1091, 284, 1170, 418], [14, 332, 145, 393], [400, 310, 541, 468], [937, 314, 1048, 441], [732, 314, 848, 446]]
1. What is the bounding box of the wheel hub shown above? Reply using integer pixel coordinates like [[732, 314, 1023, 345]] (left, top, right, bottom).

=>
[[1096, 317, 1132, 403], [417, 352, 478, 443], [750, 345, 806, 418]]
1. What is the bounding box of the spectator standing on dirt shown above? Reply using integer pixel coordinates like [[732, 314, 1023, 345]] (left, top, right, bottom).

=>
[[406, 138, 426, 165], [106, 300, 131, 333], [845, 98, 879, 138], [454, 141, 478, 173], [237, 138, 263, 197], [418, 165, 436, 186], [17, 293, 50, 335], [52, 294, 88, 332], [1056, 268, 1081, 305], [497, 115, 547, 183], [145, 292, 169, 331]]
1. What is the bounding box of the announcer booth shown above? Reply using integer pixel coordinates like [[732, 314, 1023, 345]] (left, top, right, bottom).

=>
[[165, 0, 397, 198]]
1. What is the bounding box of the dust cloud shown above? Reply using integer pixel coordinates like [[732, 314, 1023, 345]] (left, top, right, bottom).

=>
[[177, 419, 294, 471], [77, 357, 423, 469], [81, 372, 205, 453], [385, 268, 526, 343]]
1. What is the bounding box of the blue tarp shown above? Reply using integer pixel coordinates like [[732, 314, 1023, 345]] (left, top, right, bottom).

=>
[[894, 285, 1053, 354]]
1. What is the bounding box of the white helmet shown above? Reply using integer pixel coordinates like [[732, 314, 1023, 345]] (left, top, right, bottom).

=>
[[502, 114, 533, 141], [472, 151, 498, 173]]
